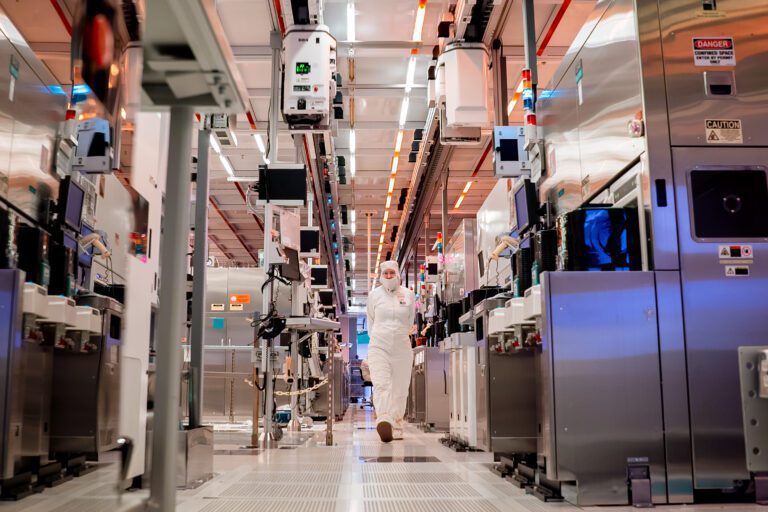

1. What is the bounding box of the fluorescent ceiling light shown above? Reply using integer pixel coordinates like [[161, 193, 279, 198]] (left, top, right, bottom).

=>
[[383, 210, 389, 222], [405, 57, 416, 92], [351, 209, 357, 223], [381, 222, 387, 233], [454, 194, 465, 209], [347, 1, 355, 41], [462, 180, 472, 193], [350, 155, 356, 177], [219, 154, 235, 177], [388, 177, 396, 193], [349, 130, 356, 154], [412, 2, 426, 42], [385, 195, 392, 209], [254, 133, 266, 153], [507, 80, 526, 116], [209, 134, 221, 154], [391, 155, 399, 175], [394, 130, 404, 153], [230, 131, 238, 147], [399, 97, 410, 127]]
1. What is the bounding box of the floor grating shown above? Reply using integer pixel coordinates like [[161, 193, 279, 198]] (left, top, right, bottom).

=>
[[362, 483, 481, 499], [219, 483, 338, 499], [198, 499, 337, 512], [358, 456, 441, 463], [239, 471, 342, 484], [361, 472, 465, 484], [363, 499, 500, 512]]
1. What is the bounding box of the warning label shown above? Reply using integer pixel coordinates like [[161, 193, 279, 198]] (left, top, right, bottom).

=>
[[719, 244, 753, 260], [693, 37, 735, 66], [725, 265, 750, 277], [705, 119, 743, 144]]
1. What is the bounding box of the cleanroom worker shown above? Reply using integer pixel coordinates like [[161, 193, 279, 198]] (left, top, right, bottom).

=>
[[366, 260, 415, 443]]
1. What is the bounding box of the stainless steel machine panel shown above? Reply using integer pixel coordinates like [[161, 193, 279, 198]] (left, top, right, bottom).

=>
[[672, 147, 768, 489], [539, 67, 583, 216], [574, 0, 644, 200], [444, 220, 478, 303], [50, 296, 122, 455], [0, 270, 24, 479], [424, 347, 449, 431], [541, 272, 666, 505], [202, 348, 227, 419], [539, 0, 644, 215], [231, 348, 254, 421], [0, 33, 64, 224], [659, 0, 768, 147]]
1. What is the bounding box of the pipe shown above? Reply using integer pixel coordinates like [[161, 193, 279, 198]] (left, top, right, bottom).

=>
[[522, 0, 538, 89], [147, 106, 194, 512], [189, 127, 211, 428]]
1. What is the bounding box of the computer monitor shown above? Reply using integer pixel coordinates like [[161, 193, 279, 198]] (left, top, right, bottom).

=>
[[258, 165, 307, 206], [512, 179, 538, 234], [59, 177, 85, 232], [310, 265, 329, 289], [318, 289, 333, 306], [279, 247, 302, 281], [300, 227, 321, 257]]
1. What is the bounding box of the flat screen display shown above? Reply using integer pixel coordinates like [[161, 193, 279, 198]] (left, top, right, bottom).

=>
[[300, 228, 320, 254], [280, 247, 302, 281], [61, 178, 85, 232], [318, 290, 333, 306], [258, 166, 307, 204], [310, 266, 329, 288], [296, 62, 311, 75]]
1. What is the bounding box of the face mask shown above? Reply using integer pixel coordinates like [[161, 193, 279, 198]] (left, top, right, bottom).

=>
[[381, 277, 399, 291]]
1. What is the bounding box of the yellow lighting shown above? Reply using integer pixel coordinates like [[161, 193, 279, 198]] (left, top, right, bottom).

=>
[[462, 181, 473, 194], [394, 130, 404, 153], [388, 177, 396, 193], [381, 222, 387, 233], [391, 155, 400, 175], [412, 2, 427, 42], [385, 195, 392, 209], [383, 210, 389, 222], [379, 234, 385, 244], [506, 80, 525, 116], [454, 194, 465, 209]]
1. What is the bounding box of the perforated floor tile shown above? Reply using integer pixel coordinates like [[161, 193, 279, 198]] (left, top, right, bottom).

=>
[[361, 472, 465, 484], [363, 499, 501, 512], [219, 483, 338, 499], [362, 483, 481, 499], [239, 471, 342, 484], [198, 500, 337, 512]]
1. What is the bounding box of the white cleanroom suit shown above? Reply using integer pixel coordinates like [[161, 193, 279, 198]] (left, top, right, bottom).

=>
[[366, 261, 415, 442]]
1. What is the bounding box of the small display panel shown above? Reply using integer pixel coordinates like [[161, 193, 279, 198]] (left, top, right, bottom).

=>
[[499, 138, 520, 162], [310, 265, 329, 288], [300, 228, 320, 255], [59, 177, 86, 232], [513, 179, 538, 233], [295, 62, 311, 75], [690, 169, 768, 239]]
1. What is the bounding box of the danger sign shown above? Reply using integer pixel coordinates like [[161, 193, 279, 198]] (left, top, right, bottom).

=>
[[705, 119, 743, 144], [693, 37, 735, 66]]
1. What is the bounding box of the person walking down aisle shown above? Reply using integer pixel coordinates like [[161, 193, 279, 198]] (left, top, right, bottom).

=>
[[366, 261, 415, 443]]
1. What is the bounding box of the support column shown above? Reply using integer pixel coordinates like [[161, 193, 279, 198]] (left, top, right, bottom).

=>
[[189, 127, 210, 429], [147, 106, 194, 512]]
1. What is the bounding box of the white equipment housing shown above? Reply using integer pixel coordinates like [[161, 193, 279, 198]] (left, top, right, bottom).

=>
[[493, 126, 531, 178], [453, 0, 477, 40], [282, 25, 337, 132], [441, 42, 491, 128], [209, 114, 238, 150], [73, 118, 114, 174]]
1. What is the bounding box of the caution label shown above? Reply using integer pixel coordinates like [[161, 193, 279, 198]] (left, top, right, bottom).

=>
[[229, 303, 244, 312], [719, 244, 753, 260], [705, 119, 742, 144], [229, 294, 251, 304], [693, 37, 735, 66], [211, 303, 225, 312], [725, 265, 750, 277]]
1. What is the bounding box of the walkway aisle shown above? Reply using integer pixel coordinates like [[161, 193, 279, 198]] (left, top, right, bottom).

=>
[[2, 408, 763, 511], [176, 408, 572, 512]]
